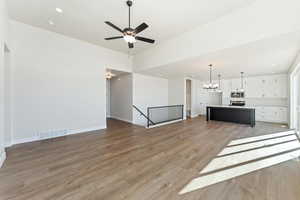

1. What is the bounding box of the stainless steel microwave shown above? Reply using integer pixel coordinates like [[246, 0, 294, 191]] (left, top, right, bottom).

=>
[[231, 91, 245, 98]]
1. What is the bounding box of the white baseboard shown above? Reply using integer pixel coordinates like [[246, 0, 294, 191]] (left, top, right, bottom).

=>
[[191, 114, 200, 118], [110, 116, 133, 124], [13, 137, 39, 146], [67, 126, 106, 136], [0, 151, 6, 168], [9, 126, 107, 146], [4, 141, 13, 148]]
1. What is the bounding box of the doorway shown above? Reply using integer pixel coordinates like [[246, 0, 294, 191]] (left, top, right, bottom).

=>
[[106, 69, 133, 127], [186, 79, 192, 118], [4, 44, 12, 147], [290, 65, 300, 134]]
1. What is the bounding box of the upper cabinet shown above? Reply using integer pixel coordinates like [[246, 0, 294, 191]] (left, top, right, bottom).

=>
[[243, 74, 287, 99], [221, 79, 232, 98], [261, 75, 287, 98]]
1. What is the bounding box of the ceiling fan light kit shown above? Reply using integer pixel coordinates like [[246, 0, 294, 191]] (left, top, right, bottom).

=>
[[104, 0, 155, 49]]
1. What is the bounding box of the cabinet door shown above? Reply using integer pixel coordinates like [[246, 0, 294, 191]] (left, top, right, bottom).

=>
[[264, 107, 277, 122], [222, 79, 232, 99], [262, 75, 288, 98], [277, 75, 288, 98], [278, 107, 288, 123], [247, 77, 264, 98], [255, 107, 265, 121], [263, 76, 274, 98]]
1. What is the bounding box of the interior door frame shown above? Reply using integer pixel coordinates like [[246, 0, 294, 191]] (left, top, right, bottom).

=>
[[290, 64, 300, 133], [3, 43, 13, 147]]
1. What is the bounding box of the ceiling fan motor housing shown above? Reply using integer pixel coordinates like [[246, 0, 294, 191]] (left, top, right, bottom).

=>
[[123, 28, 135, 36]]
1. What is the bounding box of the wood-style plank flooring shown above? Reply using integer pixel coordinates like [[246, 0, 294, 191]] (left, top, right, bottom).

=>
[[0, 117, 299, 200]]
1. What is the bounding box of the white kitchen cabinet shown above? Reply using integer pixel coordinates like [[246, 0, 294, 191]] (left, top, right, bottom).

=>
[[241, 75, 287, 98], [255, 106, 287, 123], [246, 77, 264, 98], [276, 75, 288, 98], [217, 74, 288, 124], [221, 79, 232, 98]]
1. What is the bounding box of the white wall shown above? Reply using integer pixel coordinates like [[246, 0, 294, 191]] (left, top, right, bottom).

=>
[[110, 74, 133, 123], [0, 0, 10, 167], [132, 73, 168, 126], [297, 73, 300, 132], [4, 47, 12, 146], [9, 20, 132, 144]]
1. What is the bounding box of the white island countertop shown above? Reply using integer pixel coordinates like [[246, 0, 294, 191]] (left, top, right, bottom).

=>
[[206, 105, 256, 109]]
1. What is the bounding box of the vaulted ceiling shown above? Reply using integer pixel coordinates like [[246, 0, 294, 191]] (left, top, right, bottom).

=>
[[7, 0, 254, 54], [7, 0, 300, 80]]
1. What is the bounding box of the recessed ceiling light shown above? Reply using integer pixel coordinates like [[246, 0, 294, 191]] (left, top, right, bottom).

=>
[[56, 8, 63, 13], [48, 20, 54, 25]]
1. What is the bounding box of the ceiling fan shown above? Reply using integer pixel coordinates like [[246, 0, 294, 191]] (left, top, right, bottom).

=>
[[104, 0, 155, 49]]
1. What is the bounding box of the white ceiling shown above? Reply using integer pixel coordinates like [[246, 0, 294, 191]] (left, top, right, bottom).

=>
[[140, 31, 300, 80], [7, 0, 254, 54]]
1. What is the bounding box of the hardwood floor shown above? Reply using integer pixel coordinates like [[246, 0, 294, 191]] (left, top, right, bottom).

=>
[[0, 117, 299, 200]]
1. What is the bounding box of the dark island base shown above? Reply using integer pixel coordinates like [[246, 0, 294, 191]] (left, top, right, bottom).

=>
[[206, 106, 256, 127]]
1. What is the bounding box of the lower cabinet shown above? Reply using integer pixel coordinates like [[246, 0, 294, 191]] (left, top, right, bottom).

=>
[[255, 106, 287, 123]]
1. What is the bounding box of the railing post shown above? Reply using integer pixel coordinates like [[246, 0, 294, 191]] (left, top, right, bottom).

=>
[[147, 107, 150, 128], [181, 105, 184, 120]]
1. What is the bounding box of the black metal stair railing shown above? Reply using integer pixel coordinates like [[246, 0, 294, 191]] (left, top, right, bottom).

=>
[[133, 105, 184, 128], [133, 105, 156, 127]]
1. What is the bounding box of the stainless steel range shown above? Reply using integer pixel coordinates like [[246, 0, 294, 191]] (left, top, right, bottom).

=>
[[230, 72, 246, 106]]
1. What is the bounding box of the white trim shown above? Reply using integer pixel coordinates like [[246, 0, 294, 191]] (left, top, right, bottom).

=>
[[0, 151, 6, 168], [191, 114, 200, 118], [110, 116, 133, 124], [147, 119, 183, 129], [289, 62, 300, 129], [8, 126, 107, 146], [4, 141, 12, 148], [12, 136, 39, 145], [67, 126, 106, 135]]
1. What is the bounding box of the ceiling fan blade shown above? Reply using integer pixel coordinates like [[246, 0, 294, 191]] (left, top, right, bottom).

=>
[[128, 43, 134, 48], [135, 23, 148, 34], [105, 21, 123, 33], [136, 36, 155, 44], [105, 36, 123, 40]]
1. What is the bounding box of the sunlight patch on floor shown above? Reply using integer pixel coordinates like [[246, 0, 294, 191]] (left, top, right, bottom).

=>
[[179, 131, 300, 195]]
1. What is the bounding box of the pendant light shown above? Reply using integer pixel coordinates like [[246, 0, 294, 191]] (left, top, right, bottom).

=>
[[216, 74, 222, 93], [240, 72, 244, 92], [203, 64, 219, 90]]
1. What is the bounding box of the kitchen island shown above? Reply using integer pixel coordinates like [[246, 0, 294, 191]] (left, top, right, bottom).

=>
[[206, 105, 256, 127]]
